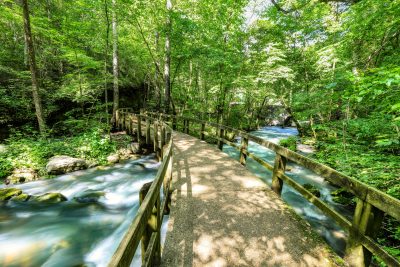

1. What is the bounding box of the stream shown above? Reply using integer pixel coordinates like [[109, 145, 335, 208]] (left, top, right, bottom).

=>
[[223, 126, 352, 256], [0, 127, 352, 266], [0, 155, 167, 267]]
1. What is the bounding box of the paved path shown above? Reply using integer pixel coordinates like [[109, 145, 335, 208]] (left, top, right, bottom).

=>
[[161, 132, 345, 267]]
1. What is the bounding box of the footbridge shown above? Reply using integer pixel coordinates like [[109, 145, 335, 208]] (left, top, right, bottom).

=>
[[108, 109, 400, 267]]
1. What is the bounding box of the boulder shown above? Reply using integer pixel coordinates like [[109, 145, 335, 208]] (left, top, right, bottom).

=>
[[118, 148, 133, 160], [6, 168, 38, 184], [0, 188, 22, 201], [31, 192, 67, 203], [73, 190, 105, 203], [107, 154, 120, 164], [46, 156, 87, 175], [11, 193, 31, 202], [128, 142, 142, 154]]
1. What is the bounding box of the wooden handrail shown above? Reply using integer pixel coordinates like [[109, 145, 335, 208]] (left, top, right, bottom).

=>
[[109, 110, 173, 267], [144, 111, 400, 267]]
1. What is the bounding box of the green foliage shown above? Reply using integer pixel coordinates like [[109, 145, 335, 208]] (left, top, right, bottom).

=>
[[1, 121, 116, 179], [279, 136, 297, 151]]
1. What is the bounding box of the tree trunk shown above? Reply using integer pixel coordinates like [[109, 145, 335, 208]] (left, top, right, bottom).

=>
[[164, 0, 172, 113], [155, 31, 161, 111], [111, 0, 119, 124], [104, 0, 110, 128], [21, 0, 46, 134]]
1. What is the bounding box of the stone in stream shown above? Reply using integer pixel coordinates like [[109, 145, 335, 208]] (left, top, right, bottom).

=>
[[73, 190, 105, 203], [5, 168, 38, 184], [46, 156, 87, 175], [331, 188, 355, 207], [31, 193, 67, 203], [303, 183, 321, 198], [11, 193, 31, 202], [0, 188, 22, 201]]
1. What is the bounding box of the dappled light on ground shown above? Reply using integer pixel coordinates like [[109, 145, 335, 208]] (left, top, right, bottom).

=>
[[161, 133, 343, 266]]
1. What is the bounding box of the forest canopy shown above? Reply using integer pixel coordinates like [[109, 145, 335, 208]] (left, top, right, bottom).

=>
[[0, 0, 399, 188]]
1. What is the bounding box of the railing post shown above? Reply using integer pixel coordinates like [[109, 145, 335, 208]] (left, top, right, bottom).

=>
[[172, 116, 177, 130], [154, 121, 160, 160], [345, 199, 384, 267], [271, 153, 287, 195], [186, 120, 190, 134], [200, 123, 205, 140], [161, 125, 166, 158], [139, 182, 161, 265], [239, 136, 248, 165], [146, 117, 151, 145], [218, 127, 224, 150]]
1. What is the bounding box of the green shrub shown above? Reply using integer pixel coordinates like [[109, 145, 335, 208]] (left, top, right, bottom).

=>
[[1, 121, 118, 179], [279, 136, 297, 151]]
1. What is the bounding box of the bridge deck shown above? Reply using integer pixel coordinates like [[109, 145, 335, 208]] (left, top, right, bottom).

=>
[[161, 132, 344, 267]]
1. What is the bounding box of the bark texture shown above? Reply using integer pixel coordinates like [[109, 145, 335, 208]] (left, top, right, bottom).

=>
[[22, 0, 46, 134]]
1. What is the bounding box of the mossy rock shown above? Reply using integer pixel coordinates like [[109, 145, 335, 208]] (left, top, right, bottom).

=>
[[0, 188, 22, 201], [11, 193, 31, 202], [73, 190, 105, 203], [331, 188, 354, 206], [303, 183, 321, 198], [32, 193, 67, 203]]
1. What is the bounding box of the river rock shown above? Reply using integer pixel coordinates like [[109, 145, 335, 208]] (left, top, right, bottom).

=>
[[0, 188, 22, 201], [128, 142, 142, 154], [46, 156, 87, 174], [107, 154, 120, 164], [32, 192, 67, 203], [73, 190, 105, 203], [11, 193, 31, 202], [303, 183, 321, 198], [5, 168, 38, 184]]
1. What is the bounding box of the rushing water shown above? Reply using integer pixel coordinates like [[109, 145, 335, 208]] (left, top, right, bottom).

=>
[[1, 127, 352, 266], [0, 155, 166, 267], [223, 126, 352, 256]]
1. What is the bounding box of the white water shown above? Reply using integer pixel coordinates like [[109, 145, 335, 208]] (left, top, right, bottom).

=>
[[0, 155, 163, 267], [223, 126, 352, 256], [1, 127, 352, 266]]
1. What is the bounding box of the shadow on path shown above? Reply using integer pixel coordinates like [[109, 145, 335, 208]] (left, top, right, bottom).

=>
[[161, 133, 344, 267]]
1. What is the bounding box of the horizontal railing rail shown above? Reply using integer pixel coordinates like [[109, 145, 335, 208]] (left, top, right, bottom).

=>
[[144, 111, 400, 267], [109, 110, 173, 267]]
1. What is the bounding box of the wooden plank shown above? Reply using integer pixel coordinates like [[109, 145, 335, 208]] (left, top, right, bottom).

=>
[[142, 232, 158, 267], [359, 233, 400, 267], [239, 137, 248, 165], [271, 154, 286, 195]]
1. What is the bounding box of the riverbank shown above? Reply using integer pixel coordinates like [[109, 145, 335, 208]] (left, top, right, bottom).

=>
[[293, 124, 400, 263], [0, 122, 138, 185]]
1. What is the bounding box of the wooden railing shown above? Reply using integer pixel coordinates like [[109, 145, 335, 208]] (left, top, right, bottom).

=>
[[108, 110, 173, 267], [143, 111, 400, 267]]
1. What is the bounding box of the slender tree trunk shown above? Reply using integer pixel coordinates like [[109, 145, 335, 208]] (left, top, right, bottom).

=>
[[104, 0, 110, 128], [164, 0, 172, 113], [22, 0, 46, 134], [111, 0, 119, 124], [155, 31, 161, 111]]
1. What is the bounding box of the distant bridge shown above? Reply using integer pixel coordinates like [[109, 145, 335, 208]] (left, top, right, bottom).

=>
[[108, 109, 400, 267]]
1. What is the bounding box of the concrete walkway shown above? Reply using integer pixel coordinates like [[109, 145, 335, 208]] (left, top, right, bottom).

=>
[[161, 132, 345, 267]]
